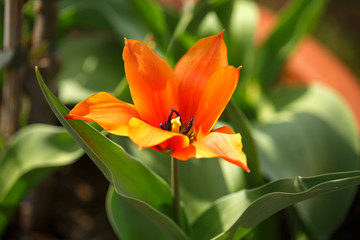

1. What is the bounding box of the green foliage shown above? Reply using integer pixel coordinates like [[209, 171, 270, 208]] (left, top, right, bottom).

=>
[[0, 124, 83, 236], [253, 0, 330, 88], [56, 36, 124, 104], [254, 85, 360, 238], [192, 170, 360, 240]]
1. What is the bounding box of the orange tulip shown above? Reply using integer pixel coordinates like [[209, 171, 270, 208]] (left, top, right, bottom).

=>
[[65, 32, 249, 172]]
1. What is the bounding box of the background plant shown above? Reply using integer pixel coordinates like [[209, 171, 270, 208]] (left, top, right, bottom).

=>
[[1, 0, 360, 239]]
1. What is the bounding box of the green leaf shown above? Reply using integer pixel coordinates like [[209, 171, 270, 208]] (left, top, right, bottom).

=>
[[110, 135, 237, 224], [191, 170, 360, 240], [0, 124, 83, 236], [59, 0, 149, 41], [128, 0, 167, 36], [253, 0, 329, 87], [56, 36, 124, 104], [225, 100, 264, 189], [35, 68, 189, 239], [110, 136, 231, 224], [107, 186, 174, 240], [220, 0, 258, 68], [254, 85, 360, 238]]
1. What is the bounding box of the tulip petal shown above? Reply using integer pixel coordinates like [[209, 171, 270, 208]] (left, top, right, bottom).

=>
[[171, 126, 249, 171], [174, 31, 228, 123], [128, 118, 189, 151], [123, 39, 178, 127], [194, 66, 239, 135], [65, 92, 140, 136]]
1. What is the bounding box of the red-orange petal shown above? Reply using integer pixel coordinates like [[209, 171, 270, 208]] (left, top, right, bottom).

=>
[[65, 92, 139, 136], [123, 39, 179, 127], [174, 31, 228, 124], [171, 126, 249, 172], [128, 118, 189, 151], [193, 66, 239, 136]]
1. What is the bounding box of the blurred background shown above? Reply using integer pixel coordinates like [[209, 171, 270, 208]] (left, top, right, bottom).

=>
[[0, 0, 359, 239]]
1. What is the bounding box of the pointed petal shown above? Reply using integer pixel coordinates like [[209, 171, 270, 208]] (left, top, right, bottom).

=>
[[128, 118, 189, 151], [174, 31, 228, 123], [123, 39, 178, 127], [65, 92, 140, 136], [194, 66, 239, 135], [171, 126, 249, 171]]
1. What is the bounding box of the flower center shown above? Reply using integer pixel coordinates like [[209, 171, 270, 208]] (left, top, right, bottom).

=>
[[160, 109, 195, 142]]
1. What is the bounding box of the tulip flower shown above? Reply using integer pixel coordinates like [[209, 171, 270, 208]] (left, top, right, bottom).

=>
[[65, 32, 249, 172]]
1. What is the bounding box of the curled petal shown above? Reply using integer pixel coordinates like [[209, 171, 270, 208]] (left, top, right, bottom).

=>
[[65, 92, 139, 136], [128, 118, 189, 151], [171, 126, 249, 171], [123, 39, 178, 127], [175, 31, 228, 123], [193, 66, 240, 135]]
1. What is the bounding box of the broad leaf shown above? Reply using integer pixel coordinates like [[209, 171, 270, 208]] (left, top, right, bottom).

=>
[[0, 124, 83, 236], [107, 186, 177, 240], [36, 68, 189, 239], [191, 170, 360, 240], [254, 85, 360, 238]]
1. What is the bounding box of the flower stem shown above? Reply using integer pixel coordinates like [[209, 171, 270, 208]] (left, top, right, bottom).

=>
[[171, 157, 180, 225]]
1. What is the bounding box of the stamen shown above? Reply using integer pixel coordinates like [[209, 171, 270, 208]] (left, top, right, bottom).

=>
[[161, 109, 180, 131], [183, 117, 194, 135], [160, 109, 195, 142]]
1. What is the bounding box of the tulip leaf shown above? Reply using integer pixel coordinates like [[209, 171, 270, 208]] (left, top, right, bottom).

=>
[[35, 68, 189, 240], [112, 133, 256, 224], [253, 0, 329, 87], [225, 100, 264, 189], [219, 0, 258, 69], [254, 85, 360, 238], [191, 170, 360, 240], [0, 124, 83, 236], [110, 136, 231, 224], [107, 186, 175, 240]]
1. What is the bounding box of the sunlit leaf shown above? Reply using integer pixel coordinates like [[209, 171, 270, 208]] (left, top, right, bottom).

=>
[[191, 170, 360, 240], [107, 186, 177, 240], [254, 85, 360, 238]]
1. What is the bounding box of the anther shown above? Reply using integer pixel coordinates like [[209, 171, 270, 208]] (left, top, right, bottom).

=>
[[183, 117, 194, 135], [161, 109, 181, 131]]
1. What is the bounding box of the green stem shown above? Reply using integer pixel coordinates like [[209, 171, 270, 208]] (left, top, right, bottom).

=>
[[171, 156, 180, 225]]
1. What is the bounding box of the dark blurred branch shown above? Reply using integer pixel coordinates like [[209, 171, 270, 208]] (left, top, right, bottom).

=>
[[26, 0, 60, 124], [21, 0, 61, 234], [1, 0, 24, 140]]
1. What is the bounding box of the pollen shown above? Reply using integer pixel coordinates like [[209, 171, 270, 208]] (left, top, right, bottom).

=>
[[171, 116, 181, 133]]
